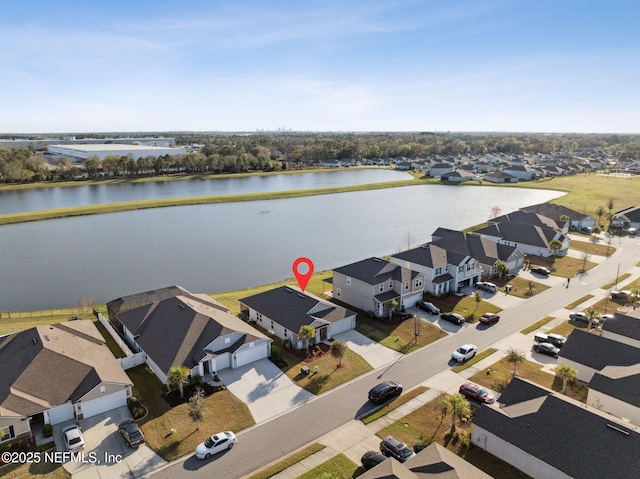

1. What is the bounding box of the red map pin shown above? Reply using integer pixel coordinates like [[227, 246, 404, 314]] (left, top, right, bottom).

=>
[[292, 257, 314, 292]]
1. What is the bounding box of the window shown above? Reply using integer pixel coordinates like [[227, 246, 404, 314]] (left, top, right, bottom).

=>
[[404, 281, 409, 291], [284, 329, 288, 337], [100, 385, 106, 393], [270, 320, 274, 329], [415, 277, 423, 288], [0, 425, 13, 442], [389, 280, 393, 289], [459, 265, 464, 273], [336, 287, 341, 297], [346, 276, 351, 286], [257, 312, 263, 323], [379, 283, 384, 292]]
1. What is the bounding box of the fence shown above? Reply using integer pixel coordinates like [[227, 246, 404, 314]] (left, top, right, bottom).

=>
[[0, 308, 76, 320], [97, 312, 135, 357], [118, 352, 147, 370]]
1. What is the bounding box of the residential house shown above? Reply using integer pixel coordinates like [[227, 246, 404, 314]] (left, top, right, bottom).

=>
[[113, 288, 272, 385], [0, 321, 133, 445], [558, 329, 640, 382], [359, 442, 492, 479], [502, 165, 536, 181], [391, 243, 482, 296], [601, 310, 640, 349], [239, 286, 356, 349], [332, 257, 424, 317], [474, 221, 569, 257], [471, 377, 640, 479], [427, 163, 454, 178], [322, 159, 343, 168], [540, 165, 566, 176], [484, 171, 518, 183], [396, 160, 414, 170], [491, 210, 568, 234], [431, 228, 525, 277], [520, 202, 596, 231], [587, 363, 640, 428], [440, 169, 477, 183], [615, 206, 640, 230]]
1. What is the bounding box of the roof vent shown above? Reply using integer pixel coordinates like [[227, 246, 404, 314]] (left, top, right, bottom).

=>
[[32, 337, 37, 345], [285, 287, 293, 293], [607, 423, 630, 436], [298, 294, 305, 299], [44, 335, 50, 342], [373, 258, 381, 262], [179, 303, 186, 310]]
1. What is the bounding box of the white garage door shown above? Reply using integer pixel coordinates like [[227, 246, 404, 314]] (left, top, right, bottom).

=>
[[80, 389, 127, 419], [47, 403, 75, 425], [235, 343, 269, 368], [214, 353, 231, 371], [403, 293, 422, 308], [329, 317, 356, 336]]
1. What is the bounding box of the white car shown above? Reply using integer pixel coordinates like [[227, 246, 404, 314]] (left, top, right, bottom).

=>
[[475, 282, 497, 293], [195, 431, 237, 459], [62, 425, 85, 452], [451, 344, 477, 363]]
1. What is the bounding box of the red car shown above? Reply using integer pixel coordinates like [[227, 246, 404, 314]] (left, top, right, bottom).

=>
[[459, 382, 496, 404], [479, 313, 500, 324]]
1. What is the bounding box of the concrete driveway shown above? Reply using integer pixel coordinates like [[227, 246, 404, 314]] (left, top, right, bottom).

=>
[[331, 329, 404, 368], [60, 406, 165, 479], [218, 359, 314, 424]]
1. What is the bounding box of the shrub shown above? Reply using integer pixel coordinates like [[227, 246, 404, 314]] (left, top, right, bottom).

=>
[[457, 429, 472, 448], [18, 439, 29, 450], [42, 424, 53, 438], [413, 435, 431, 453], [128, 396, 139, 407], [190, 375, 203, 385]]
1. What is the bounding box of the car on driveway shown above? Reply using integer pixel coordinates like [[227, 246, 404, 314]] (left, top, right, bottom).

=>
[[476, 281, 497, 293], [380, 436, 416, 463], [569, 312, 597, 326], [533, 342, 560, 358], [611, 290, 632, 300], [531, 266, 551, 276], [195, 431, 237, 459], [441, 312, 465, 325], [368, 381, 403, 403], [479, 313, 500, 325], [451, 344, 477, 363], [417, 300, 440, 314], [62, 425, 85, 452], [361, 450, 388, 470], [534, 332, 566, 348], [600, 314, 614, 322], [118, 419, 145, 447], [459, 382, 496, 404]]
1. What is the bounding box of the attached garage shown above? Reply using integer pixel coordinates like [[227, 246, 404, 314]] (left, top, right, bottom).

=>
[[78, 389, 128, 420], [234, 341, 270, 368], [214, 353, 231, 371], [46, 403, 75, 425], [328, 315, 357, 337]]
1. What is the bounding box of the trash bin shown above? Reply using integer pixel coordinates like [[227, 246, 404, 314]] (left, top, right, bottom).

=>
[[301, 366, 310, 376]]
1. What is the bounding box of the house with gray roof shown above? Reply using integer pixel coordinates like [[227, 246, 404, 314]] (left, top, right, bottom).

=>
[[427, 163, 454, 178], [501, 165, 536, 181], [431, 228, 524, 277], [484, 171, 518, 183], [114, 289, 272, 385], [520, 202, 596, 231], [474, 221, 568, 258], [558, 329, 640, 382], [0, 321, 133, 445], [615, 205, 640, 230], [440, 169, 477, 183], [491, 210, 567, 234], [471, 377, 640, 479], [332, 257, 425, 317], [239, 286, 356, 349], [588, 363, 640, 427], [391, 243, 482, 296], [359, 442, 492, 479], [601, 310, 640, 349]]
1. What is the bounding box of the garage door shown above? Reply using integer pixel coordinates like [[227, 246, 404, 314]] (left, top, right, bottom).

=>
[[235, 342, 268, 368], [214, 353, 231, 371], [80, 389, 127, 419], [403, 293, 422, 308], [47, 403, 75, 425]]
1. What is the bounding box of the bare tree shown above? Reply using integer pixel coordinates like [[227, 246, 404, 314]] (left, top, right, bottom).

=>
[[188, 387, 205, 430], [490, 206, 502, 219]]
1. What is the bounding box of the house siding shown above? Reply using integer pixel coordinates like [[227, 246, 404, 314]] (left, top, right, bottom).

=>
[[601, 331, 640, 349], [0, 416, 31, 444], [587, 389, 640, 427]]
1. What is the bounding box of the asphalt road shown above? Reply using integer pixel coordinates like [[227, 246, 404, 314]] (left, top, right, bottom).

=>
[[151, 236, 640, 479]]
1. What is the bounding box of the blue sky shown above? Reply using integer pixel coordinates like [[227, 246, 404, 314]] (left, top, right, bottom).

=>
[[1, 0, 639, 133]]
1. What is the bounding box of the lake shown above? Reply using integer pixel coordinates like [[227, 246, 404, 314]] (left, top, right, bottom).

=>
[[0, 169, 412, 214], [0, 183, 563, 312]]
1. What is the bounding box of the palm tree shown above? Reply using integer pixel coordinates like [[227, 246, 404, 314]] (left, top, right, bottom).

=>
[[386, 299, 398, 320], [549, 239, 563, 257], [585, 307, 601, 330], [631, 289, 640, 310], [505, 348, 526, 377], [595, 206, 605, 227], [167, 366, 190, 398], [495, 260, 508, 279], [298, 325, 316, 355], [473, 290, 482, 314], [554, 364, 577, 394], [440, 393, 471, 433]]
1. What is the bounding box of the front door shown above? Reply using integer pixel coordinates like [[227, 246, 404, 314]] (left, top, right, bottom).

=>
[[319, 327, 328, 341]]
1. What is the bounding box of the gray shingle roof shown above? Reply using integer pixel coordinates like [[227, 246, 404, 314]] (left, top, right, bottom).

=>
[[474, 222, 559, 249], [491, 211, 559, 229], [392, 244, 450, 269], [601, 311, 640, 341], [473, 378, 640, 479], [559, 329, 640, 371], [521, 202, 590, 221], [590, 364, 640, 408], [333, 257, 401, 285], [431, 228, 522, 265]]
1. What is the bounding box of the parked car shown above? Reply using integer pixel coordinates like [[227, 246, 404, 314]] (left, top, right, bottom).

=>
[[451, 344, 477, 363], [479, 313, 500, 325], [580, 226, 593, 233], [379, 436, 416, 462], [600, 314, 614, 322], [476, 281, 497, 293], [361, 450, 388, 470], [440, 312, 465, 325], [62, 425, 85, 452], [534, 332, 566, 348], [118, 419, 145, 447], [611, 290, 632, 300], [533, 342, 560, 358], [628, 227, 637, 236], [417, 300, 440, 314], [459, 382, 496, 404], [569, 311, 596, 325], [530, 266, 551, 276], [195, 431, 237, 459], [368, 381, 403, 403]]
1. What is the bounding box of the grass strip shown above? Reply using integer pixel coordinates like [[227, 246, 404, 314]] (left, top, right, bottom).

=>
[[247, 443, 326, 479], [361, 386, 429, 424], [520, 316, 555, 335], [297, 453, 362, 479], [451, 348, 497, 373], [601, 273, 631, 290], [564, 294, 594, 310]]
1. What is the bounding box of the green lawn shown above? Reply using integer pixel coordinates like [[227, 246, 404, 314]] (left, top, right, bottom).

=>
[[361, 386, 429, 424], [356, 314, 447, 353], [296, 453, 362, 479], [427, 295, 501, 322], [520, 316, 555, 335], [451, 348, 497, 373], [0, 460, 69, 479], [527, 254, 597, 278], [246, 444, 326, 479], [601, 273, 631, 290], [569, 239, 616, 257], [564, 295, 594, 310]]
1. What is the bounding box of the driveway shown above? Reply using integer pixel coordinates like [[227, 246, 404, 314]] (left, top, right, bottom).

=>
[[217, 359, 314, 424], [60, 406, 165, 479], [331, 329, 404, 368]]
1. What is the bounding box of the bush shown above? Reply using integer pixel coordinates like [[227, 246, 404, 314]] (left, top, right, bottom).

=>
[[128, 396, 139, 407], [413, 435, 431, 453], [18, 439, 29, 450], [190, 375, 203, 385], [42, 424, 53, 438], [457, 429, 472, 448]]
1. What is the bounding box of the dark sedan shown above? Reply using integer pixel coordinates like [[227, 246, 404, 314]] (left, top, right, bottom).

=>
[[118, 419, 145, 447], [440, 312, 465, 325], [368, 381, 403, 403], [417, 300, 440, 315], [361, 450, 388, 470], [533, 342, 560, 358], [531, 266, 551, 276]]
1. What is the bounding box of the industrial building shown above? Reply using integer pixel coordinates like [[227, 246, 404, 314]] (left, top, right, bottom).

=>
[[47, 143, 186, 161]]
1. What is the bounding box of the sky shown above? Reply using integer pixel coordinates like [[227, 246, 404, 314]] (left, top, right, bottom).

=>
[[1, 0, 639, 134]]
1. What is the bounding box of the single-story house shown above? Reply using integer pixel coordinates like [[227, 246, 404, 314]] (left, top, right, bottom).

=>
[[359, 442, 492, 479], [471, 377, 640, 479], [239, 286, 356, 349], [491, 210, 567, 234], [114, 289, 272, 385], [601, 310, 640, 349], [440, 169, 477, 183], [588, 363, 640, 427], [427, 163, 454, 178], [558, 329, 640, 382], [615, 206, 640, 230], [474, 221, 569, 258], [332, 257, 424, 317], [484, 171, 518, 183], [0, 321, 133, 445], [502, 165, 536, 180], [521, 203, 596, 232]]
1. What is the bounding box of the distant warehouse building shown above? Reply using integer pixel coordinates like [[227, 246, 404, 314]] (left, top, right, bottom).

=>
[[48, 143, 187, 161]]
